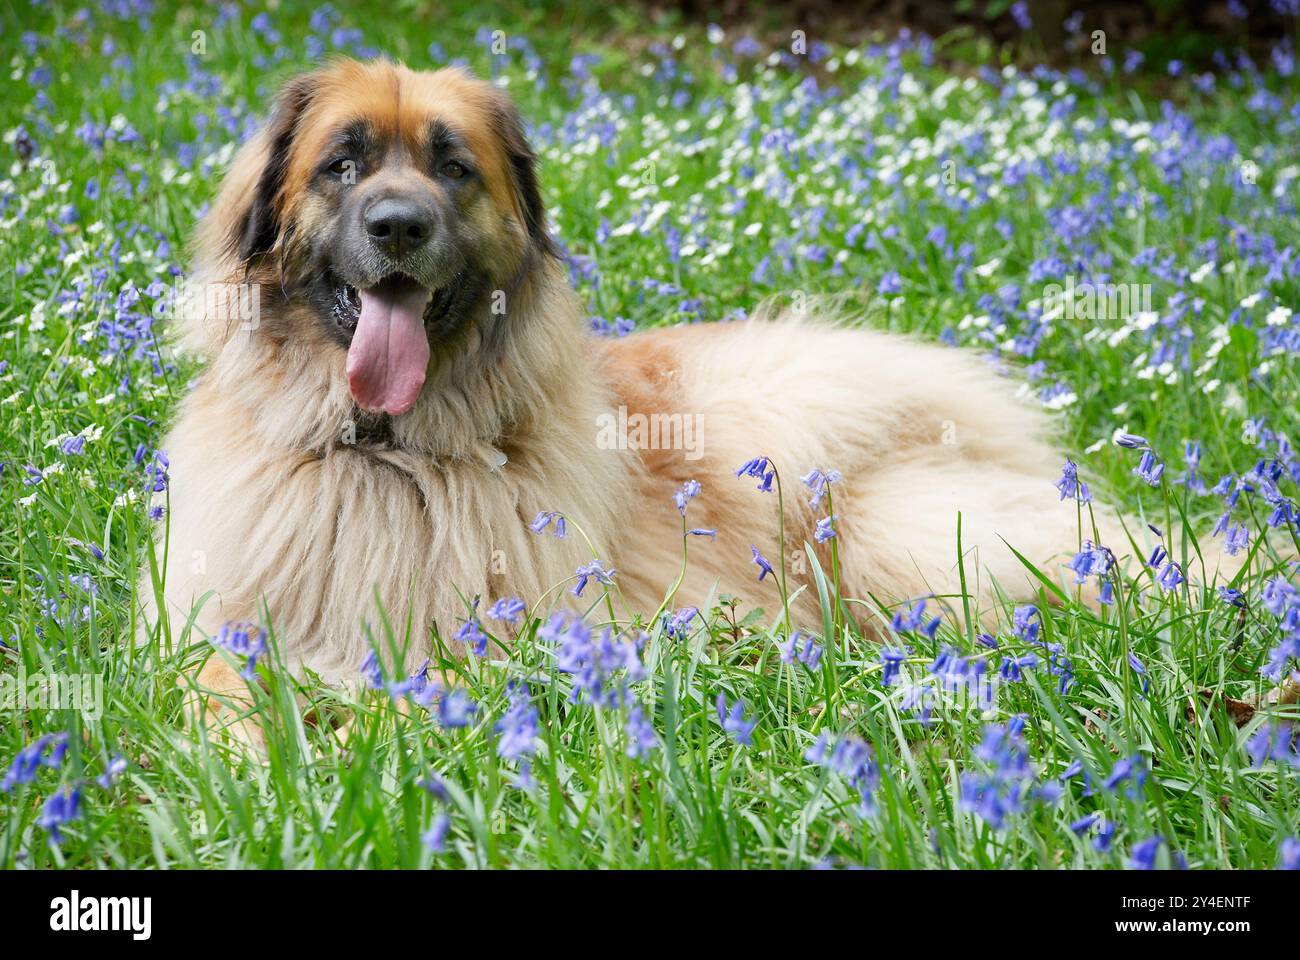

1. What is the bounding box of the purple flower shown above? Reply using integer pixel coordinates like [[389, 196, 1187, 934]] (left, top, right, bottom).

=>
[[1103, 754, 1148, 796], [807, 731, 880, 815], [1, 733, 70, 792], [1129, 835, 1178, 870], [716, 693, 756, 746], [1054, 459, 1092, 503], [749, 545, 775, 581], [529, 510, 567, 538], [1114, 433, 1148, 449], [1133, 450, 1165, 486], [778, 631, 823, 669], [1282, 838, 1300, 870], [814, 515, 836, 543], [880, 646, 909, 686], [37, 787, 82, 844], [662, 606, 698, 639], [495, 683, 538, 760], [625, 704, 657, 758], [422, 812, 451, 853], [359, 650, 383, 689], [1070, 812, 1101, 834], [877, 271, 903, 295], [213, 621, 267, 679], [1010, 1, 1031, 29], [486, 596, 526, 624], [455, 617, 489, 656], [572, 559, 616, 597], [800, 467, 841, 509], [96, 755, 127, 789], [674, 479, 701, 516], [688, 528, 717, 540], [893, 599, 941, 637], [1093, 820, 1117, 852], [736, 456, 776, 492], [435, 689, 478, 728], [1156, 561, 1185, 592]]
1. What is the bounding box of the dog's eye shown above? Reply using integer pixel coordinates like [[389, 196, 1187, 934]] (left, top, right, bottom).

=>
[[328, 157, 355, 177], [441, 160, 467, 179]]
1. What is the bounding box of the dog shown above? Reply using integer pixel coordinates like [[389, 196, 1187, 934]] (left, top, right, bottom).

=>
[[143, 58, 1215, 740]]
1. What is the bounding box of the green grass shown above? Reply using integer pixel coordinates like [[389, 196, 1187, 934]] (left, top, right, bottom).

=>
[[1, 1, 1298, 869]]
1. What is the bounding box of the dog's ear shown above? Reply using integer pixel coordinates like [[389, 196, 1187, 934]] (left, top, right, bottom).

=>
[[231, 73, 317, 262], [487, 89, 557, 259]]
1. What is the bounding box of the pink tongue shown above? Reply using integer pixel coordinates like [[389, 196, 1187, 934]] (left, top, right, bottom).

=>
[[346, 281, 432, 416]]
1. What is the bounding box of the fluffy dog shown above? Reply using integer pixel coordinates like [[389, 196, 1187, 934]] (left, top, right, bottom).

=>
[[145, 59, 1195, 731]]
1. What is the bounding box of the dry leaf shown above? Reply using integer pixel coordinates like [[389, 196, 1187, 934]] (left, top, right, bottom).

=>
[[1187, 690, 1255, 728]]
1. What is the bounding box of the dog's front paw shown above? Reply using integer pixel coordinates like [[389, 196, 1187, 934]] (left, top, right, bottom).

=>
[[183, 656, 268, 752]]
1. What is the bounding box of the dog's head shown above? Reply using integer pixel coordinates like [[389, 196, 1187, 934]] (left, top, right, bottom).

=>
[[210, 59, 554, 416]]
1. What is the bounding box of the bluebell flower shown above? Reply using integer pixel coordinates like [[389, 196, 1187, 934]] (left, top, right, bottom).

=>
[[674, 479, 701, 516], [486, 596, 526, 624], [778, 631, 823, 669], [814, 515, 836, 543], [1129, 835, 1174, 870], [1093, 820, 1117, 852], [1054, 459, 1092, 503], [455, 617, 489, 656], [213, 621, 267, 679], [495, 682, 538, 760], [1246, 723, 1300, 768], [715, 693, 756, 746], [625, 704, 657, 758], [359, 650, 383, 689], [422, 812, 451, 853], [959, 720, 1037, 829], [688, 528, 717, 540], [893, 599, 941, 637], [749, 545, 775, 581], [572, 559, 616, 597], [1103, 754, 1148, 795], [1156, 561, 1185, 592], [1012, 605, 1040, 643], [529, 510, 567, 538], [1114, 433, 1148, 449], [1282, 837, 1300, 871], [1133, 450, 1165, 486], [1223, 524, 1250, 556], [800, 467, 841, 509], [1060, 760, 1085, 780], [1127, 652, 1150, 693], [1070, 812, 1101, 834], [37, 787, 81, 844], [417, 773, 449, 801], [1219, 586, 1246, 608], [880, 646, 909, 686], [808, 731, 880, 816], [549, 613, 645, 708], [736, 456, 775, 492], [436, 689, 478, 728], [96, 755, 127, 789], [662, 606, 698, 640], [1, 733, 69, 792]]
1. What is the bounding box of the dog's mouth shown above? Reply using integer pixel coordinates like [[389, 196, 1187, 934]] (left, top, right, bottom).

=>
[[333, 273, 434, 417]]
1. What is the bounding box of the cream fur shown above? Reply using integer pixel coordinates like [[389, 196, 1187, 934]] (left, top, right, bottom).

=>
[[141, 61, 1223, 685]]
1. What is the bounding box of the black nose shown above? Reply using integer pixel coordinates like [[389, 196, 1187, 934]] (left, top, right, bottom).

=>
[[364, 197, 434, 257]]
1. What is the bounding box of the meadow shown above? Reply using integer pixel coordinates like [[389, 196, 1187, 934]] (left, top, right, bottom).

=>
[[1, 0, 1299, 869]]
